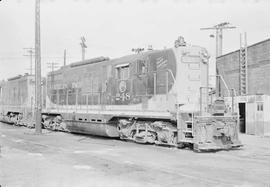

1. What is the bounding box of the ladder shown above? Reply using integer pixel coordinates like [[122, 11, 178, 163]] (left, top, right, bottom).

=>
[[239, 33, 248, 95]]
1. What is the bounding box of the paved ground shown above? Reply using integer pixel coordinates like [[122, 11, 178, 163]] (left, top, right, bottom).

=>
[[0, 122, 270, 187]]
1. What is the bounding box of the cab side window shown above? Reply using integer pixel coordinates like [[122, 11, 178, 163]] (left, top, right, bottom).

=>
[[137, 60, 146, 74], [116, 64, 129, 80]]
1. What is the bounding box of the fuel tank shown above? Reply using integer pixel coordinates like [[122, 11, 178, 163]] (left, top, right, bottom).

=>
[[65, 120, 119, 137]]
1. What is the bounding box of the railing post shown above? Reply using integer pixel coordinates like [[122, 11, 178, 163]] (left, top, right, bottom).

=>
[[86, 94, 88, 113], [210, 88, 213, 107], [177, 104, 183, 143], [200, 87, 202, 115], [57, 90, 59, 112], [206, 87, 209, 113], [231, 88, 235, 114], [166, 71, 169, 98], [66, 90, 68, 106], [145, 75, 148, 96], [75, 90, 78, 106], [99, 92, 101, 105], [75, 90, 78, 112], [154, 72, 157, 96]]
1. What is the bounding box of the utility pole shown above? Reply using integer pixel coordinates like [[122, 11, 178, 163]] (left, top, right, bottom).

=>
[[35, 0, 42, 134], [23, 48, 35, 75], [64, 49, 66, 66], [200, 22, 236, 57], [201, 22, 236, 97], [80, 37, 87, 61]]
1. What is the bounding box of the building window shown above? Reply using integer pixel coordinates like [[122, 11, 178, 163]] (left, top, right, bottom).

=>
[[257, 103, 263, 111]]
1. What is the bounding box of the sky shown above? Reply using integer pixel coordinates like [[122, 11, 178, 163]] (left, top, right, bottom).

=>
[[0, 0, 270, 81]]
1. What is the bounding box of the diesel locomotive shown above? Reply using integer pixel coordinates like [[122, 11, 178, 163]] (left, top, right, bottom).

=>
[[0, 38, 242, 151]]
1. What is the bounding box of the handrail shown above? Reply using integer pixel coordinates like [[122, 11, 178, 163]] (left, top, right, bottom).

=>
[[47, 68, 176, 107], [132, 69, 175, 82], [231, 88, 236, 114], [166, 69, 176, 82], [209, 74, 231, 97]]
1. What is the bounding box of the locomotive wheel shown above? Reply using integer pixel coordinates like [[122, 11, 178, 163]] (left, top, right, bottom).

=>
[[134, 130, 157, 144]]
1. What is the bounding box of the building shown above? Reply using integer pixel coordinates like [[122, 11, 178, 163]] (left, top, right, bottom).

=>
[[217, 38, 270, 136], [217, 38, 270, 95]]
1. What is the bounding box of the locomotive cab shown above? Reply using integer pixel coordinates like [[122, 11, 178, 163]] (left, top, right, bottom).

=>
[[172, 37, 241, 151]]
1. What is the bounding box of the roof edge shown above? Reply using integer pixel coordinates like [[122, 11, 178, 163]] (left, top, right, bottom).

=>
[[217, 38, 270, 59]]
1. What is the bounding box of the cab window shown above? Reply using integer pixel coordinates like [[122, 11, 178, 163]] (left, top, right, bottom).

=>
[[137, 60, 146, 74], [116, 64, 129, 80]]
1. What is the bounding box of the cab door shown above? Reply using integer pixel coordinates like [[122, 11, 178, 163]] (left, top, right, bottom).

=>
[[135, 59, 149, 109], [114, 63, 131, 105], [246, 102, 256, 135]]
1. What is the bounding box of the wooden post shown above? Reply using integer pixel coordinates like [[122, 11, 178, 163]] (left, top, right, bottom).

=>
[[35, 0, 42, 134]]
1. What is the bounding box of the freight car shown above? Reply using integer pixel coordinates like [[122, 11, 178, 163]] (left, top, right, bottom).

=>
[[0, 38, 242, 151], [0, 74, 35, 126]]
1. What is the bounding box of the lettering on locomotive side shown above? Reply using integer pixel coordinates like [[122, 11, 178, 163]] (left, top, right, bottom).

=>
[[116, 92, 130, 102]]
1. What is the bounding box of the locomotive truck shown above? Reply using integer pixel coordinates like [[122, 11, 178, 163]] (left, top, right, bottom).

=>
[[0, 37, 242, 151]]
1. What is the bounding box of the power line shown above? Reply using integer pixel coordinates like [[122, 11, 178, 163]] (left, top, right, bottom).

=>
[[200, 22, 236, 57]]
